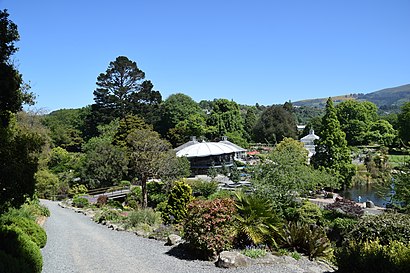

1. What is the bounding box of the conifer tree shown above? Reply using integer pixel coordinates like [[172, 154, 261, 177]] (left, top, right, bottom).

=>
[[311, 98, 356, 189]]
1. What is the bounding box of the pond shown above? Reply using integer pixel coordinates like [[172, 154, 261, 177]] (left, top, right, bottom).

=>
[[340, 183, 390, 207]]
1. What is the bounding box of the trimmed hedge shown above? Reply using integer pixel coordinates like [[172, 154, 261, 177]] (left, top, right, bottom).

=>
[[0, 225, 43, 273], [0, 216, 47, 248]]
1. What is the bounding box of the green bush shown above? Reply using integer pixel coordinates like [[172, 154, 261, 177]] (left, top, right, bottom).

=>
[[188, 179, 218, 198], [72, 195, 89, 208], [126, 186, 142, 208], [93, 209, 124, 223], [162, 180, 192, 224], [336, 240, 410, 273], [234, 191, 280, 248], [0, 225, 43, 273], [346, 213, 410, 244], [147, 182, 167, 208], [0, 216, 47, 248], [286, 201, 324, 225], [328, 217, 357, 246], [208, 190, 235, 200], [183, 198, 237, 259], [279, 221, 332, 260], [125, 208, 162, 230]]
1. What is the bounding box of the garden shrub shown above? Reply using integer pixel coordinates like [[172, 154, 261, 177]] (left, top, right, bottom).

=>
[[93, 209, 123, 223], [188, 179, 218, 198], [0, 225, 43, 273], [286, 201, 324, 225], [327, 217, 357, 246], [125, 208, 162, 230], [147, 182, 167, 208], [126, 186, 142, 208], [279, 221, 332, 260], [183, 198, 236, 259], [336, 240, 410, 273], [233, 191, 280, 248], [208, 189, 235, 200], [0, 216, 47, 248], [106, 199, 123, 209], [241, 247, 267, 258], [162, 180, 192, 224], [96, 195, 108, 207], [345, 213, 410, 244], [72, 195, 89, 208]]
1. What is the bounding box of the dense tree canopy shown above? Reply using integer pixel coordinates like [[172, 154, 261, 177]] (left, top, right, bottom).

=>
[[311, 98, 356, 189], [398, 102, 410, 145], [158, 93, 202, 136], [207, 99, 244, 140], [253, 104, 297, 144]]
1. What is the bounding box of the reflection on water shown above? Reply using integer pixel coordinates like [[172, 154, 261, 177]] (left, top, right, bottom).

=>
[[341, 183, 389, 207]]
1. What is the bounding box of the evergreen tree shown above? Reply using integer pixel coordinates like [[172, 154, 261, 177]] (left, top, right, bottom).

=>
[[311, 98, 356, 189]]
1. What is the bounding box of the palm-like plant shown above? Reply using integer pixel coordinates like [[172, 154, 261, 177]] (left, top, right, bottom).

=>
[[234, 191, 280, 248]]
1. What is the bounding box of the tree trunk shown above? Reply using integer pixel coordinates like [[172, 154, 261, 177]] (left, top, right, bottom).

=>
[[141, 176, 148, 208]]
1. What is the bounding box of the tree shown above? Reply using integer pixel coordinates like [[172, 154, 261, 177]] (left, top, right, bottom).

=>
[[398, 102, 410, 145], [207, 99, 244, 140], [0, 10, 34, 127], [167, 113, 207, 146], [81, 136, 128, 188], [0, 10, 43, 211], [126, 129, 174, 208], [311, 98, 356, 189], [253, 104, 297, 144], [88, 56, 161, 135], [335, 100, 378, 146], [158, 93, 202, 136], [243, 106, 257, 141]]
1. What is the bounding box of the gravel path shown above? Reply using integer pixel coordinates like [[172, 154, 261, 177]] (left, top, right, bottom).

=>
[[41, 200, 334, 273]]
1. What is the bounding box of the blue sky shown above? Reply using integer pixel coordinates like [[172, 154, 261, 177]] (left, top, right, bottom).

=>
[[2, 0, 410, 112]]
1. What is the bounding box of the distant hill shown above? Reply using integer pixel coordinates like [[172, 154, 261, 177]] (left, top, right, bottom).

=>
[[293, 84, 410, 111]]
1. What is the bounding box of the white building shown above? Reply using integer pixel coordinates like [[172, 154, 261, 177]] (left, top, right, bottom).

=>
[[300, 129, 319, 159]]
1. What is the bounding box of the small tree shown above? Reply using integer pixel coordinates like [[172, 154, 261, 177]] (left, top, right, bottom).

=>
[[311, 98, 356, 189], [162, 180, 192, 224], [126, 129, 173, 208]]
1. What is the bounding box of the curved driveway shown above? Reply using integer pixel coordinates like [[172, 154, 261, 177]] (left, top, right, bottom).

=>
[[41, 200, 333, 273]]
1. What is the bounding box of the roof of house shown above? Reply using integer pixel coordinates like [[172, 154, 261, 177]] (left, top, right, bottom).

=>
[[300, 130, 319, 142], [176, 142, 241, 158]]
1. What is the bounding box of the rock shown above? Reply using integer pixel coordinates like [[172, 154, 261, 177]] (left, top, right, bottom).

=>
[[166, 234, 182, 246], [216, 251, 251, 268], [366, 200, 375, 208]]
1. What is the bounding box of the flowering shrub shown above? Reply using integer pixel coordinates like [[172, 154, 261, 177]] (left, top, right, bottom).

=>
[[183, 198, 236, 259]]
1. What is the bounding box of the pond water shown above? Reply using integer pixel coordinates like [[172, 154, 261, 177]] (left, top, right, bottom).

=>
[[340, 183, 390, 207]]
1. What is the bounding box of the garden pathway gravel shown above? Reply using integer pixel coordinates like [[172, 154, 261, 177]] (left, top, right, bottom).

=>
[[41, 200, 334, 273]]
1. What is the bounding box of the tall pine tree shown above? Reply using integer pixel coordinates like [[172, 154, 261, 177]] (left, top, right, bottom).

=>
[[311, 98, 356, 189]]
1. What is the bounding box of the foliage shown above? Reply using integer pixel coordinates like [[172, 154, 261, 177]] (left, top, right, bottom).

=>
[[42, 108, 88, 151], [345, 213, 410, 245], [253, 104, 297, 144], [207, 98, 244, 140], [162, 180, 193, 224], [93, 208, 124, 223], [183, 198, 237, 259], [0, 215, 47, 248], [311, 98, 356, 189], [167, 113, 208, 146], [0, 10, 34, 126], [0, 225, 43, 273], [398, 101, 410, 145], [208, 190, 236, 200], [147, 182, 167, 208], [327, 217, 358, 246], [0, 118, 45, 212], [89, 56, 162, 130], [68, 184, 88, 196], [241, 247, 267, 259], [72, 195, 89, 208], [188, 179, 218, 198], [286, 201, 324, 226], [336, 239, 410, 273], [34, 169, 59, 199], [158, 93, 203, 137], [124, 208, 162, 231], [126, 186, 142, 209], [96, 195, 108, 207], [81, 135, 128, 188], [234, 192, 280, 248], [253, 138, 337, 211], [391, 158, 410, 210], [126, 129, 173, 208], [324, 198, 364, 218], [113, 114, 152, 147], [279, 221, 332, 260]]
